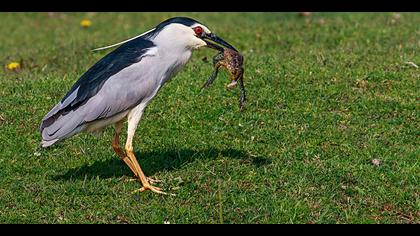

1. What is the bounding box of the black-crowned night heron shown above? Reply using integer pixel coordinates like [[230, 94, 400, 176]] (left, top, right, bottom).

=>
[[40, 17, 237, 195]]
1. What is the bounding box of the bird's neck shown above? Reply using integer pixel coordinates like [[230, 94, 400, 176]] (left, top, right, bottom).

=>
[[156, 47, 192, 86]]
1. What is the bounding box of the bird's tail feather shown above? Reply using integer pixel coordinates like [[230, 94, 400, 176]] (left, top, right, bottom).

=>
[[40, 108, 86, 148]]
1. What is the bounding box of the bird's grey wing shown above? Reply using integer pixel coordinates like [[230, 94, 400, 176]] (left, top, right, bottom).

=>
[[41, 36, 155, 130], [41, 56, 161, 142], [40, 36, 159, 145], [81, 55, 163, 123]]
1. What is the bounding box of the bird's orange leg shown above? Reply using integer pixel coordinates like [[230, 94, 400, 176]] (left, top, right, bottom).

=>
[[112, 120, 138, 178], [125, 145, 170, 195], [125, 104, 174, 196]]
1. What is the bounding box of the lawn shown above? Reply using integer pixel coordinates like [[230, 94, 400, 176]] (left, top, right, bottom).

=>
[[0, 12, 419, 223]]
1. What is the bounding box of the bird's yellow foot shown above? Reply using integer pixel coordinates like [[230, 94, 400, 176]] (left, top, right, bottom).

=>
[[132, 184, 176, 196], [123, 176, 162, 184]]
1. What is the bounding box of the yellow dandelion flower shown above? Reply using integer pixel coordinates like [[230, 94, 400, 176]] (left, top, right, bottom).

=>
[[80, 19, 92, 28], [7, 62, 20, 71]]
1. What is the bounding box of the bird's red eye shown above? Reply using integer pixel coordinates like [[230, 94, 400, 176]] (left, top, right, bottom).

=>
[[194, 26, 203, 36]]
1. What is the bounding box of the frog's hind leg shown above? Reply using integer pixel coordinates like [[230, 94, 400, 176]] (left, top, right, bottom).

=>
[[201, 64, 221, 90], [238, 70, 246, 112]]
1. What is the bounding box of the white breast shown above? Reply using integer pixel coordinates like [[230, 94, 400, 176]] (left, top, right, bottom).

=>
[[156, 47, 192, 86]]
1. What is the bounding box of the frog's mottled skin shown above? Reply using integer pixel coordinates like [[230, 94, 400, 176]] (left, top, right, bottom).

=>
[[201, 48, 246, 112]]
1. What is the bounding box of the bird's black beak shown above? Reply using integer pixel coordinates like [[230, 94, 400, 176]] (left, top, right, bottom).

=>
[[202, 33, 238, 52]]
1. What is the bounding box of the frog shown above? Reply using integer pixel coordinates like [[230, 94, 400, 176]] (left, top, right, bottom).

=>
[[201, 48, 246, 112]]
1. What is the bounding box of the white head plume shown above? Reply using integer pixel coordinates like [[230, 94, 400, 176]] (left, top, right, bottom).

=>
[[91, 28, 156, 52]]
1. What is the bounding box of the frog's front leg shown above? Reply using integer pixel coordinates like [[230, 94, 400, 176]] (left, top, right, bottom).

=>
[[213, 52, 225, 65], [226, 68, 243, 89]]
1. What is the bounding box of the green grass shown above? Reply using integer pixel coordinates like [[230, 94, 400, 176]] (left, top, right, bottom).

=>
[[0, 12, 419, 224]]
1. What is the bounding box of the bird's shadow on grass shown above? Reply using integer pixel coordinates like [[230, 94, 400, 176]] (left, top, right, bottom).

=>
[[52, 148, 271, 181]]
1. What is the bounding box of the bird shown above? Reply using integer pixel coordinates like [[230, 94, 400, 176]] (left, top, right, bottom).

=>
[[40, 17, 237, 195]]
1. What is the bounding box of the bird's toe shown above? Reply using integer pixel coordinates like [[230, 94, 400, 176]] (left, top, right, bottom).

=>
[[146, 176, 162, 184], [132, 185, 175, 196]]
